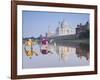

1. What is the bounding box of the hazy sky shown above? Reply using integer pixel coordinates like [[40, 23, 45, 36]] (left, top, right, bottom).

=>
[[22, 11, 89, 38]]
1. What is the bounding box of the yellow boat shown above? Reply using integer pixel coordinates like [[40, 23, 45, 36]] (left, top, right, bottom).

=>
[[25, 39, 37, 46]]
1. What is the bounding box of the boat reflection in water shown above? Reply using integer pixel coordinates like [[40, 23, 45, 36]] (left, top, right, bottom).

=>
[[24, 39, 38, 59], [23, 39, 89, 68]]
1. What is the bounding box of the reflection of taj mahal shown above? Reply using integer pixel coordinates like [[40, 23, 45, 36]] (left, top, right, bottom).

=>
[[49, 43, 76, 61], [56, 46, 75, 61]]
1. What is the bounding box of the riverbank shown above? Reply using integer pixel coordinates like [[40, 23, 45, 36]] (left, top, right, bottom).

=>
[[54, 39, 89, 44]]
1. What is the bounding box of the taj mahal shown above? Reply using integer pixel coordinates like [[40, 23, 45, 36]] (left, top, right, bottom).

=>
[[46, 20, 75, 37]]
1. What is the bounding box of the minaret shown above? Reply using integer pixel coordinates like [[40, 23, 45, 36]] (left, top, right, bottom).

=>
[[48, 25, 51, 37], [61, 19, 65, 28]]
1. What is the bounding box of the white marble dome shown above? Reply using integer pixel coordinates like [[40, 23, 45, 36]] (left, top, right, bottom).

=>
[[61, 20, 69, 28]]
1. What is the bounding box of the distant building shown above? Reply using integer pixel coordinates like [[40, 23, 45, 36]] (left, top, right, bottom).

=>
[[56, 20, 75, 36], [76, 21, 89, 37]]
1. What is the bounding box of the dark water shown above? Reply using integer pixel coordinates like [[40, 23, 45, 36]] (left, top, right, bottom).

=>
[[22, 41, 89, 69]]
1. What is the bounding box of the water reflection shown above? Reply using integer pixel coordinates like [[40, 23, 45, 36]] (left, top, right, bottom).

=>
[[24, 39, 38, 58], [76, 43, 89, 61], [23, 39, 89, 68], [55, 43, 75, 62]]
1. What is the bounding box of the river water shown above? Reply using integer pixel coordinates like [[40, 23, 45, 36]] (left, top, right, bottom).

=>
[[22, 41, 89, 69]]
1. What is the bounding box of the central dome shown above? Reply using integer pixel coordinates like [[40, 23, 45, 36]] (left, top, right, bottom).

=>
[[63, 20, 69, 25], [61, 20, 69, 28]]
